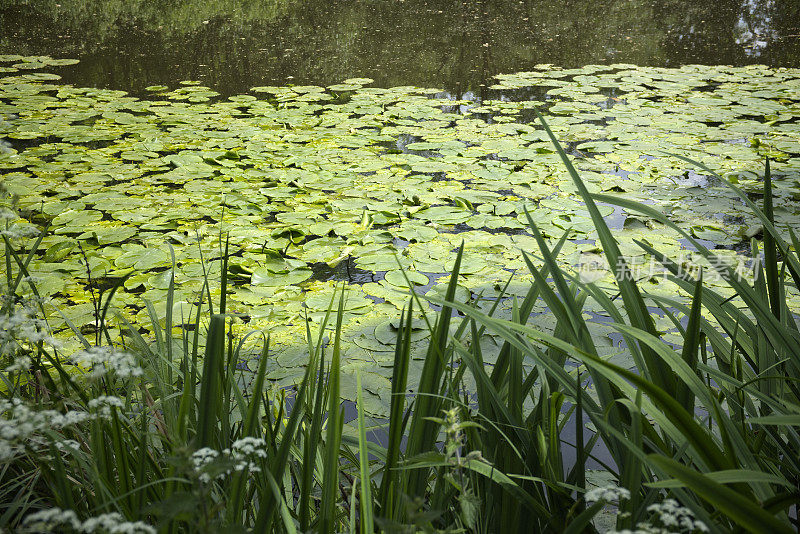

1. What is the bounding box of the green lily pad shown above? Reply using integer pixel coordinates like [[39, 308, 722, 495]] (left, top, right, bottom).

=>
[[383, 269, 429, 288], [3, 59, 800, 371]]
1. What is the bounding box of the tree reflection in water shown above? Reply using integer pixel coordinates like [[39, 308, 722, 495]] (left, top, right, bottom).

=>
[[0, 0, 798, 95]]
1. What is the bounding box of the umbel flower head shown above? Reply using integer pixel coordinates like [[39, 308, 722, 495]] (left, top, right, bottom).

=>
[[0, 396, 124, 461], [191, 437, 269, 484], [21, 507, 156, 533], [70, 346, 143, 379], [0, 296, 61, 364], [585, 485, 631, 504]]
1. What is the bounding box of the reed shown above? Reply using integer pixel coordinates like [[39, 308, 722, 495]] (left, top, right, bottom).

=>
[[0, 114, 797, 533]]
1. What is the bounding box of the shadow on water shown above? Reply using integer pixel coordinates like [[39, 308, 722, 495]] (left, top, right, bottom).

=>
[[309, 257, 380, 284]]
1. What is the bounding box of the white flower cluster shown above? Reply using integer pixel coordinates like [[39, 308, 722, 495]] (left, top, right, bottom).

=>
[[21, 508, 155, 533], [229, 436, 268, 472], [0, 201, 36, 238], [0, 300, 61, 363], [607, 499, 709, 534], [87, 396, 126, 417], [0, 221, 40, 240], [645, 499, 708, 533], [191, 447, 220, 483], [191, 437, 268, 484], [586, 485, 632, 504], [71, 346, 143, 379], [0, 396, 123, 461], [0, 139, 13, 156], [4, 352, 33, 373], [0, 207, 16, 221], [54, 439, 81, 451]]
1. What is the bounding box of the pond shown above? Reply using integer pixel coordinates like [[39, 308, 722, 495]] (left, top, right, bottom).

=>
[[1, 1, 800, 421], [2, 0, 800, 95]]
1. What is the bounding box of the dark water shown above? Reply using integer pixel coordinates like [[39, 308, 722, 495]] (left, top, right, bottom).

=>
[[2, 0, 799, 96]]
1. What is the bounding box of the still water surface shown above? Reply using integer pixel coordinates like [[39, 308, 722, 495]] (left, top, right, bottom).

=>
[[2, 0, 800, 95]]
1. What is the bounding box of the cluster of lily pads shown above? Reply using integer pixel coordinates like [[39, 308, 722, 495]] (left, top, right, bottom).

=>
[[1, 55, 800, 414]]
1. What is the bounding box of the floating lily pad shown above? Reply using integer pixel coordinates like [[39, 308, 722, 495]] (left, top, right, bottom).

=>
[[383, 269, 429, 288], [1, 57, 798, 374]]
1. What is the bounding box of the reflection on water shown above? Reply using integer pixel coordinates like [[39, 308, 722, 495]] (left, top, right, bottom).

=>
[[1, 0, 799, 95], [736, 0, 777, 56]]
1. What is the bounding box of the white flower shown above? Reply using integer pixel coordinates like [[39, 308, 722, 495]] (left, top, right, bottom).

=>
[[607, 496, 708, 533], [191, 447, 224, 483], [106, 521, 157, 534], [0, 298, 61, 360], [585, 485, 631, 504], [21, 508, 155, 533], [55, 439, 81, 451], [51, 410, 93, 427], [81, 512, 155, 533], [231, 436, 267, 458], [191, 440, 267, 482], [87, 396, 125, 409], [21, 508, 81, 532], [0, 223, 39, 240], [71, 346, 143, 379], [191, 447, 220, 468], [87, 396, 125, 417], [234, 460, 261, 473], [81, 513, 121, 532], [0, 440, 14, 461], [4, 353, 32, 372], [0, 398, 109, 460]]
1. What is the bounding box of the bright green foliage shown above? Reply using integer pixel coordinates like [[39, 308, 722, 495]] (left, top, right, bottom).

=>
[[3, 58, 800, 415], [1, 57, 799, 533]]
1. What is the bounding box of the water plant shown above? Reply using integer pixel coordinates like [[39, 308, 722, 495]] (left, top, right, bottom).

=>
[[2, 56, 799, 377], [1, 57, 799, 533], [3, 113, 799, 532]]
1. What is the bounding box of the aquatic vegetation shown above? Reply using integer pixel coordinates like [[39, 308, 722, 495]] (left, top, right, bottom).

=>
[[2, 57, 800, 415], [1, 154, 797, 532], [1, 67, 799, 530]]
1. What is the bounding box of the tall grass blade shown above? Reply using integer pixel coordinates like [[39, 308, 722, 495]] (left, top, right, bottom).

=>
[[356, 372, 374, 534], [761, 159, 780, 319], [677, 274, 704, 413], [320, 286, 346, 533], [404, 242, 464, 500], [254, 351, 314, 531], [648, 456, 793, 533], [592, 193, 800, 357], [196, 314, 225, 448], [533, 107, 674, 396], [668, 153, 800, 278], [219, 233, 229, 315], [378, 302, 412, 522]]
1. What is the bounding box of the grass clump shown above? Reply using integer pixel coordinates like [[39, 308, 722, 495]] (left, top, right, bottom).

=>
[[0, 116, 798, 533]]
